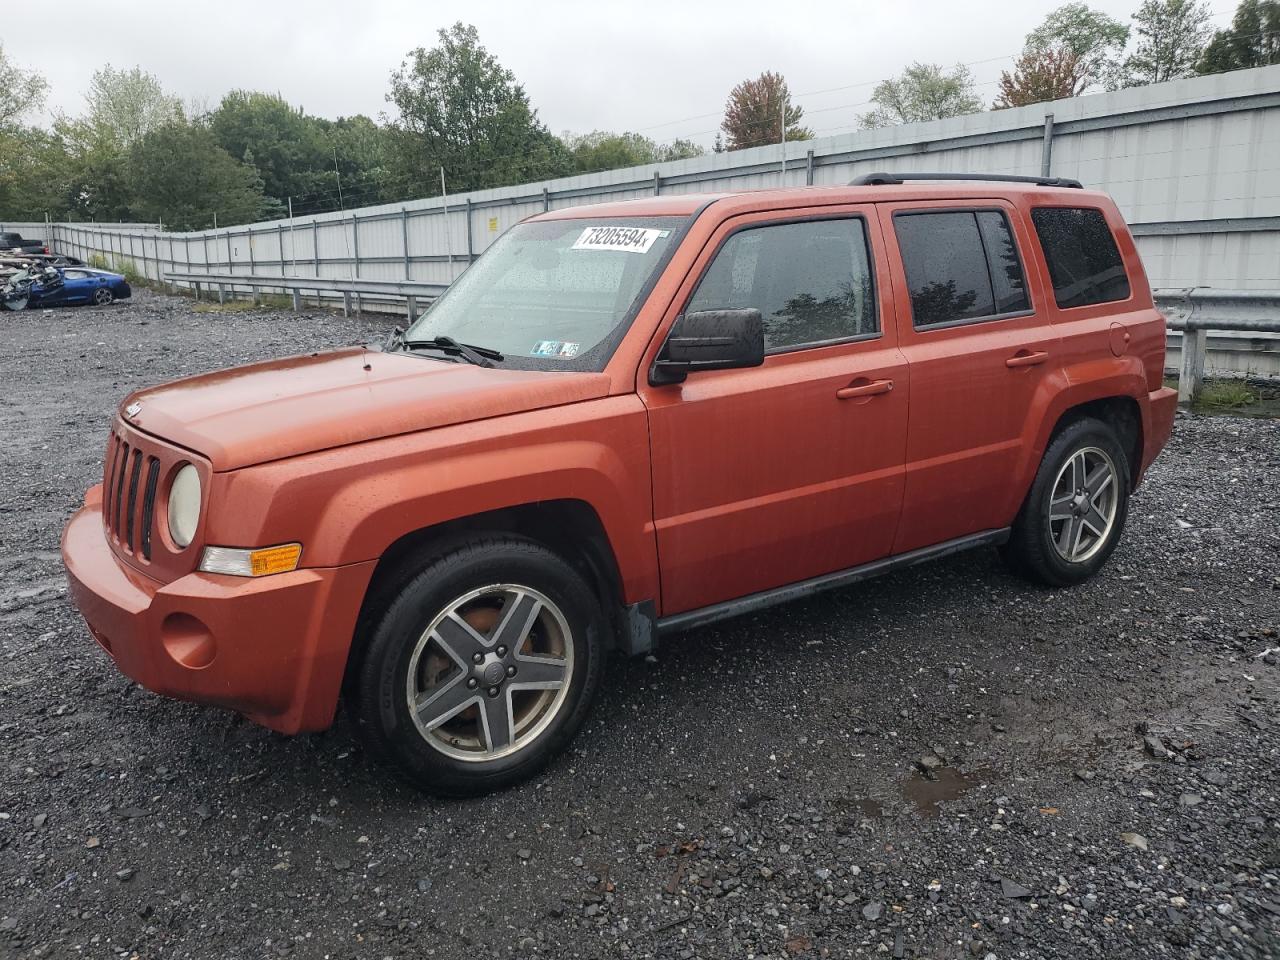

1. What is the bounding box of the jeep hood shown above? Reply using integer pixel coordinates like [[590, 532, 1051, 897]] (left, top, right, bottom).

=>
[[122, 348, 611, 470]]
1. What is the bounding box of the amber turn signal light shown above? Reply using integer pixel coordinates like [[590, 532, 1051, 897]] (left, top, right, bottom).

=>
[[198, 543, 302, 578]]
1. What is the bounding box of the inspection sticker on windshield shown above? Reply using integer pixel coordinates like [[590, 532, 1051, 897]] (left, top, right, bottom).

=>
[[532, 340, 580, 358], [571, 225, 663, 254]]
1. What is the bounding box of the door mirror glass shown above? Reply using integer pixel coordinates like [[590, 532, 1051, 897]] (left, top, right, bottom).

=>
[[651, 308, 765, 385]]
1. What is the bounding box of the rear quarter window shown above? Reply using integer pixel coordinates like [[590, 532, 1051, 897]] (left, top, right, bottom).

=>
[[1031, 207, 1131, 309]]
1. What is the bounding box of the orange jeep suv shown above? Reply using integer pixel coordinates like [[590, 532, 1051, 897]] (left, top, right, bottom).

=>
[[62, 173, 1178, 795]]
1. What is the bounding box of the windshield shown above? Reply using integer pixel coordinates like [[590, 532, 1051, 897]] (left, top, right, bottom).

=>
[[404, 216, 685, 370]]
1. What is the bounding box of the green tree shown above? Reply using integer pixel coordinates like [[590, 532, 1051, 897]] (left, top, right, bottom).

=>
[[994, 48, 1090, 107], [1117, 0, 1214, 86], [561, 131, 704, 173], [1026, 4, 1130, 90], [1198, 0, 1280, 73], [0, 126, 76, 221], [720, 72, 812, 150], [83, 65, 184, 148], [0, 41, 48, 127], [125, 122, 268, 229], [861, 63, 983, 128], [324, 114, 396, 208], [386, 22, 571, 194], [210, 91, 332, 205]]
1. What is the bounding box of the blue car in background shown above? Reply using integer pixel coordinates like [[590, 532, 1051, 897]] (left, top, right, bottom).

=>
[[33, 267, 132, 307]]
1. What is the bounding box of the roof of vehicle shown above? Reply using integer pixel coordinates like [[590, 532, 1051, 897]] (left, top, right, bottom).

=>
[[533, 181, 1113, 222]]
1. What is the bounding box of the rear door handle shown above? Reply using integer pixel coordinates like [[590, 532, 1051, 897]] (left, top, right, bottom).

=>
[[836, 378, 894, 399], [1006, 350, 1049, 368]]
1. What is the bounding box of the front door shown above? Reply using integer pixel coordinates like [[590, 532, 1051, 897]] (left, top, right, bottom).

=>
[[639, 206, 910, 616]]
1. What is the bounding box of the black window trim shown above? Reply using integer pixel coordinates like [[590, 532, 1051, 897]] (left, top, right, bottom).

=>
[[892, 205, 1036, 333], [1029, 204, 1134, 312], [676, 211, 884, 357]]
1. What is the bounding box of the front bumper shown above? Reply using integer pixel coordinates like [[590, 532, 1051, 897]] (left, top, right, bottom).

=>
[[61, 485, 375, 733]]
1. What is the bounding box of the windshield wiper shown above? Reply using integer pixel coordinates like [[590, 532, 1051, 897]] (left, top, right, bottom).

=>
[[395, 332, 504, 368]]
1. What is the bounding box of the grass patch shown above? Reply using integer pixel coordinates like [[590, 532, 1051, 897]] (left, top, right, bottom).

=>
[[87, 254, 149, 288], [1196, 380, 1258, 409]]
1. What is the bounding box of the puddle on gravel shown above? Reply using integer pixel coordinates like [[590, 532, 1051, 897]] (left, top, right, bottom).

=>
[[851, 798, 884, 819], [903, 766, 985, 817]]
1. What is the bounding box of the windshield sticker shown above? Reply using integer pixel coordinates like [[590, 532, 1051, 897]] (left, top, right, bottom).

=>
[[532, 340, 581, 358], [570, 226, 663, 254]]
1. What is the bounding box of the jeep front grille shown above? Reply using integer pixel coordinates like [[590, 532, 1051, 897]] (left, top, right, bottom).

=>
[[102, 432, 160, 561]]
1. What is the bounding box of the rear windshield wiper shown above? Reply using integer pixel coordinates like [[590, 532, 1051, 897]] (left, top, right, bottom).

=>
[[395, 331, 503, 368]]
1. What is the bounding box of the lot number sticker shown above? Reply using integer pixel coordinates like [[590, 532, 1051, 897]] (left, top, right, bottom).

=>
[[571, 226, 663, 254]]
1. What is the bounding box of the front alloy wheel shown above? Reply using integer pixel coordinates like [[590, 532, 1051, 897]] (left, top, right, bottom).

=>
[[407, 584, 574, 761], [352, 538, 604, 796]]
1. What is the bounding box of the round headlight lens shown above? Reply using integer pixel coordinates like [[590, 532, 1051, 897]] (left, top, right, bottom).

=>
[[167, 464, 201, 548]]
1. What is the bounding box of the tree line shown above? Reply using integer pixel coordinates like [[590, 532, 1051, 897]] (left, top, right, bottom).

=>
[[0, 2, 1275, 229]]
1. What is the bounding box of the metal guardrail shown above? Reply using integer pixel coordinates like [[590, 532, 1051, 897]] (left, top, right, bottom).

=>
[[159, 272, 1274, 407], [1154, 288, 1280, 405], [163, 270, 448, 321]]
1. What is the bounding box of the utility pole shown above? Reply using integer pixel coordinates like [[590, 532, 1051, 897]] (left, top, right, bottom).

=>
[[333, 146, 344, 211], [780, 88, 787, 186], [440, 166, 453, 269]]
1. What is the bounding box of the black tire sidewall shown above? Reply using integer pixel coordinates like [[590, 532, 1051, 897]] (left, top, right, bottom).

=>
[[1014, 418, 1131, 587], [355, 539, 603, 796]]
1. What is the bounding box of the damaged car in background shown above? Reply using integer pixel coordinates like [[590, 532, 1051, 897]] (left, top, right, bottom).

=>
[[1, 257, 131, 310]]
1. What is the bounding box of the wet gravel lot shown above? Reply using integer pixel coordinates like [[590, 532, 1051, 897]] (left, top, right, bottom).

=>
[[1, 291, 1277, 960]]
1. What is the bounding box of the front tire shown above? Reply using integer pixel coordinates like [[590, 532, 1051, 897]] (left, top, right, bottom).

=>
[[350, 538, 605, 796], [1003, 417, 1130, 587]]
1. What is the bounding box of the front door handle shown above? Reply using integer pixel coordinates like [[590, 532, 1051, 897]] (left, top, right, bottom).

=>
[[836, 378, 894, 400], [1006, 350, 1049, 368]]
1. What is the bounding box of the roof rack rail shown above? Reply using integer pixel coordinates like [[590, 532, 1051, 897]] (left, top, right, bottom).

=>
[[849, 171, 1084, 189]]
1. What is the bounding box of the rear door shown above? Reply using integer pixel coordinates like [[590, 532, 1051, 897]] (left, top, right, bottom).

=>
[[639, 205, 909, 615], [878, 200, 1060, 554]]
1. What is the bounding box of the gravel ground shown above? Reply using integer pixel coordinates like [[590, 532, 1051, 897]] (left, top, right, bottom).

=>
[[1, 290, 1277, 960]]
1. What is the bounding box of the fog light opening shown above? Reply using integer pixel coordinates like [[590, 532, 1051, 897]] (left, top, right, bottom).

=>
[[161, 613, 216, 669]]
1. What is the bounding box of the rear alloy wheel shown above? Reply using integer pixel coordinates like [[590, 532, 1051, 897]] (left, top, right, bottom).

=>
[[351, 538, 604, 796], [1003, 417, 1130, 587], [93, 287, 114, 306]]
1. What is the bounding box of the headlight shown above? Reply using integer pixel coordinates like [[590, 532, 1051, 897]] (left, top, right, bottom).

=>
[[167, 464, 201, 548]]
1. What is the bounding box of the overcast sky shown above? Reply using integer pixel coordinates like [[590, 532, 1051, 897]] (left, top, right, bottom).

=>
[[6, 0, 1234, 146]]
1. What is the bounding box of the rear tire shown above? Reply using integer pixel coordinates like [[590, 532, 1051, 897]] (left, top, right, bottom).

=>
[[1003, 417, 1130, 587], [93, 288, 114, 306], [350, 537, 605, 796]]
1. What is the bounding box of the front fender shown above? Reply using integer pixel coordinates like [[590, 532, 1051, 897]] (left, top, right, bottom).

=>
[[206, 396, 660, 605]]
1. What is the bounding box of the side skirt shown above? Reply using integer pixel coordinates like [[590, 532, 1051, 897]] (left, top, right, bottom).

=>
[[641, 528, 1010, 641]]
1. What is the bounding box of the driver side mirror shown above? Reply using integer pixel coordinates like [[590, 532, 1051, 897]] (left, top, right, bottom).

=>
[[650, 308, 765, 385]]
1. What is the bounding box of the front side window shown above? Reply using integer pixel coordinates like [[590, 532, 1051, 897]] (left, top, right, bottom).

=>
[[894, 210, 1030, 329], [1031, 207, 1131, 309], [406, 216, 685, 370], [685, 218, 877, 350]]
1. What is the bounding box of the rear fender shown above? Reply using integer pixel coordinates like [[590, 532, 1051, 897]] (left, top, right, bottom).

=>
[[1002, 355, 1148, 521]]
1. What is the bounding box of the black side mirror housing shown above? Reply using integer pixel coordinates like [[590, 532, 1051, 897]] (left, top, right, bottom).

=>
[[650, 308, 765, 385]]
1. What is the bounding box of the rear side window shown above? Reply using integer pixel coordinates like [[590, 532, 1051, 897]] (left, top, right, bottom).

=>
[[894, 210, 1029, 328], [1031, 207, 1131, 309], [686, 217, 878, 350]]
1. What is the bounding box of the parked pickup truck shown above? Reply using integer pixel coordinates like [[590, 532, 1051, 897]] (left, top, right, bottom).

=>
[[62, 172, 1177, 796], [0, 232, 49, 256]]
